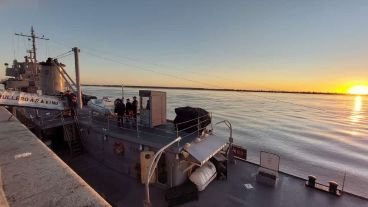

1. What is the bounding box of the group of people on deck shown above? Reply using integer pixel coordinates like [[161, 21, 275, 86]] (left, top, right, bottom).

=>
[[114, 96, 138, 127]]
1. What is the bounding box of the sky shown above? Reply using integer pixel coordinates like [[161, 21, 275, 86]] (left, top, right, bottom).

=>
[[0, 0, 368, 93]]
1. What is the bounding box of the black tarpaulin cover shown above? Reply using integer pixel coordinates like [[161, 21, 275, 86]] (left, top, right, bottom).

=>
[[173, 107, 211, 133]]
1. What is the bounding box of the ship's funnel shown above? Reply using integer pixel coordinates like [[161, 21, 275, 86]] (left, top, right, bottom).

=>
[[39, 58, 65, 95]]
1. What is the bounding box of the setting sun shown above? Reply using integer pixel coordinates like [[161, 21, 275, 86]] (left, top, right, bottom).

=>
[[348, 86, 368, 95]]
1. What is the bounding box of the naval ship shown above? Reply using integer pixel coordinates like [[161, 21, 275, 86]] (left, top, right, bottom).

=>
[[0, 28, 366, 207]]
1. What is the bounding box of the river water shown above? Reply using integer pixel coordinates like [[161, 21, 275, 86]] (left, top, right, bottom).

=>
[[83, 86, 368, 198]]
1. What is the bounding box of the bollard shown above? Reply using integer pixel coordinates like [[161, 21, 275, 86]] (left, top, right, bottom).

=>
[[328, 181, 338, 194], [307, 175, 316, 187]]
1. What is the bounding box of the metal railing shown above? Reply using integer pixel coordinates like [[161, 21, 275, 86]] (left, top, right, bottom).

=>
[[175, 113, 213, 138], [79, 111, 149, 140], [174, 113, 214, 147], [78, 110, 215, 148]]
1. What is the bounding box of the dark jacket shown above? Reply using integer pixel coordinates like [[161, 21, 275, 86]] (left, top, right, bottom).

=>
[[132, 100, 138, 114], [125, 101, 132, 115], [114, 101, 125, 116]]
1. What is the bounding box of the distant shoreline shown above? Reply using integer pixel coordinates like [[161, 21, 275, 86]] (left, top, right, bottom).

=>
[[82, 84, 361, 96]]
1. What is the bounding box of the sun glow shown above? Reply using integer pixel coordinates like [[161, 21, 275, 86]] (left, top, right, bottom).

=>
[[348, 86, 368, 95]]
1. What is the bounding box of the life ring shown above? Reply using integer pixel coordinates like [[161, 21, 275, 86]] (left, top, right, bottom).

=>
[[113, 141, 124, 155]]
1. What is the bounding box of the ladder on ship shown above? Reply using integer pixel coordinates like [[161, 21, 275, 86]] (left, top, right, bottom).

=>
[[61, 114, 83, 157]]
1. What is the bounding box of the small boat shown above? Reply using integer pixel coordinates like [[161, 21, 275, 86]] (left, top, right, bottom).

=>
[[87, 97, 114, 115]]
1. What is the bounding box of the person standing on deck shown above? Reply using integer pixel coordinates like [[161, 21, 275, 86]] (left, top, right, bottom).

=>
[[132, 96, 138, 118], [114, 99, 125, 127], [125, 98, 133, 117]]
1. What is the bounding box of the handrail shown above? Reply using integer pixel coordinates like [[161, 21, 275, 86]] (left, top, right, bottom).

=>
[[177, 123, 198, 133], [87, 111, 142, 138], [215, 120, 235, 164], [175, 113, 210, 126], [198, 118, 211, 124], [81, 110, 213, 144], [84, 111, 188, 142], [180, 129, 199, 139], [175, 113, 213, 139], [144, 136, 182, 207], [215, 120, 232, 139], [176, 118, 211, 133]]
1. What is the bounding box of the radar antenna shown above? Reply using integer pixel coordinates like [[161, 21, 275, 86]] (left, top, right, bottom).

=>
[[15, 26, 49, 63]]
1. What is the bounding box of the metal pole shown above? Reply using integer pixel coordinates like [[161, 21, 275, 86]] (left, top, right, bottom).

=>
[[15, 26, 49, 63], [56, 65, 76, 93], [215, 120, 235, 164], [31, 26, 37, 62], [144, 136, 182, 207], [176, 124, 179, 138], [210, 112, 214, 133], [107, 115, 110, 132], [58, 65, 77, 87], [121, 84, 124, 99], [197, 117, 200, 137], [341, 170, 347, 193], [73, 47, 82, 110]]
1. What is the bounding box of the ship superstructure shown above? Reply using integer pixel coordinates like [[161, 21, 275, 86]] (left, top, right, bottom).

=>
[[4, 27, 47, 92]]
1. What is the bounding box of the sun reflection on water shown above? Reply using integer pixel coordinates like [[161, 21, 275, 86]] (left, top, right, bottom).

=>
[[351, 96, 363, 125], [354, 96, 362, 112]]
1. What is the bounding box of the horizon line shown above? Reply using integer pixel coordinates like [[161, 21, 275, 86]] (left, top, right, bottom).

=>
[[82, 84, 363, 96]]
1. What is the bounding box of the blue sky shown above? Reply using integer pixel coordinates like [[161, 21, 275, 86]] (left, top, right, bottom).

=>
[[1, 0, 368, 92]]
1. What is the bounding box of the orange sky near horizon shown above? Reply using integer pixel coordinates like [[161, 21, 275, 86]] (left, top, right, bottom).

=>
[[76, 62, 368, 94]]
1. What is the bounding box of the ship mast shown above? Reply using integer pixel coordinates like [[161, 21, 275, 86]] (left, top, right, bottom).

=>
[[15, 26, 49, 63]]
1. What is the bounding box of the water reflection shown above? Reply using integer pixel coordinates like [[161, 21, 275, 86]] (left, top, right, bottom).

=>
[[351, 96, 363, 124], [355, 96, 362, 112]]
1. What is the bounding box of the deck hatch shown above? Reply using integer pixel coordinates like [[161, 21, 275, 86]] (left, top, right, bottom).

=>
[[184, 135, 227, 166]]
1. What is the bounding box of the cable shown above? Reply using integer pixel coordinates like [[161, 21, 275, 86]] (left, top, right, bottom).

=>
[[75, 40, 235, 88], [53, 50, 73, 59], [83, 50, 343, 114], [56, 53, 73, 60], [83, 50, 222, 89], [49, 38, 346, 115], [80, 44, 247, 88], [49, 39, 243, 89]]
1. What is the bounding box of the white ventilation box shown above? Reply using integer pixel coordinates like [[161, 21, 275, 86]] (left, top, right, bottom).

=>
[[139, 90, 167, 128]]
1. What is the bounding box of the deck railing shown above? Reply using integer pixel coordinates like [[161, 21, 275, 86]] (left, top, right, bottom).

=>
[[175, 112, 213, 146], [78, 110, 214, 147], [79, 110, 145, 139]]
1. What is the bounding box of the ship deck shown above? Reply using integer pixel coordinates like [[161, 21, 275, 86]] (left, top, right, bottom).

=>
[[7, 107, 367, 206], [64, 154, 367, 207], [78, 108, 201, 151]]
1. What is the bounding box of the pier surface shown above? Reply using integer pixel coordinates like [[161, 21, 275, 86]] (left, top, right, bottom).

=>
[[0, 107, 110, 207]]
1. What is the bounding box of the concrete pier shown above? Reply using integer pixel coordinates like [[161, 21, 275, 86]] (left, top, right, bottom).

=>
[[0, 106, 110, 207]]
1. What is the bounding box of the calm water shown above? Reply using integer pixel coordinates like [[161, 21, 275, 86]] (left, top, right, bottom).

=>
[[83, 86, 368, 198]]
